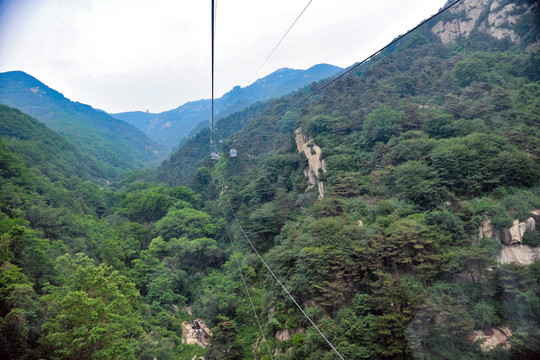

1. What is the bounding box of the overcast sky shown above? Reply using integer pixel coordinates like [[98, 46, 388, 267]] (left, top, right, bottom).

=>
[[0, 0, 448, 113]]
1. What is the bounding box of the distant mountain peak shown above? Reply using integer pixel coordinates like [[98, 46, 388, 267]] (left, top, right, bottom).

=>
[[112, 63, 343, 151]]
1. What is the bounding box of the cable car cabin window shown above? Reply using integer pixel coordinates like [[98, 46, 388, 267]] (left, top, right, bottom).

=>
[[230, 149, 237, 158]]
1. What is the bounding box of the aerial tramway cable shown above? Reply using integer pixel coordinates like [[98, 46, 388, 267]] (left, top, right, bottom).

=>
[[210, 1, 467, 358], [232, 0, 464, 143], [219, 201, 274, 360], [211, 0, 215, 155], [217, 166, 346, 360], [210, 3, 273, 358], [250, 0, 314, 83]]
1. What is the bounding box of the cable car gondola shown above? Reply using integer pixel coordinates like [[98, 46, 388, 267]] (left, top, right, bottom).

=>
[[230, 149, 237, 158], [210, 152, 218, 160]]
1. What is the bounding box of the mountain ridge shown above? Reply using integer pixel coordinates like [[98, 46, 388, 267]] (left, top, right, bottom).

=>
[[0, 104, 105, 182], [111, 63, 342, 151], [0, 71, 165, 177]]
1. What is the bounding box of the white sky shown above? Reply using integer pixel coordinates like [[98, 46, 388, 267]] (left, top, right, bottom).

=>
[[0, 0, 448, 113]]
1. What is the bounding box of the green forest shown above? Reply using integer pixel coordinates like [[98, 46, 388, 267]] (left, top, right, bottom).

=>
[[2, 1, 540, 359], [0, 71, 165, 178]]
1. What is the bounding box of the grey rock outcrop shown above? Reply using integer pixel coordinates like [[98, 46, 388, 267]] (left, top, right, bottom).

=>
[[275, 327, 305, 341], [432, 0, 537, 43], [498, 243, 540, 265], [470, 325, 512, 351], [295, 128, 326, 198], [478, 211, 540, 265], [478, 217, 536, 245], [432, 0, 490, 43]]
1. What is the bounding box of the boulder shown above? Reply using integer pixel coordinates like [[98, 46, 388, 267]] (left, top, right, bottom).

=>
[[479, 215, 536, 245]]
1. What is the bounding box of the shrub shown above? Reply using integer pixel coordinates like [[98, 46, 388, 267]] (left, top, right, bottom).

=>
[[522, 231, 540, 247]]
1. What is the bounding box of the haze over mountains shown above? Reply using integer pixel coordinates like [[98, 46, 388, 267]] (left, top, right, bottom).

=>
[[111, 64, 342, 151]]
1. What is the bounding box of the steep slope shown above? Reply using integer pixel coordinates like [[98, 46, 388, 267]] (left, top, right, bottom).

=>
[[0, 71, 165, 177], [174, 0, 540, 358], [0, 104, 104, 182], [1, 1, 540, 359], [112, 64, 342, 151]]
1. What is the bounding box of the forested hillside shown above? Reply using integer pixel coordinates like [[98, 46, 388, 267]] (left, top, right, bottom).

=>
[[0, 106, 225, 358], [1, 0, 540, 359], [112, 64, 342, 151], [0, 105, 104, 182], [0, 71, 165, 177], [164, 0, 540, 358]]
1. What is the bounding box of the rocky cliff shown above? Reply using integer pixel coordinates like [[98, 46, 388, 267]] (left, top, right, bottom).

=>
[[432, 0, 537, 43], [479, 217, 536, 245], [498, 244, 540, 265], [478, 211, 540, 264], [295, 128, 326, 198]]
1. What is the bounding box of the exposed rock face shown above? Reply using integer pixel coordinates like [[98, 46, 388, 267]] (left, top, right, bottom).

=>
[[432, 0, 490, 43], [498, 244, 540, 265], [478, 218, 496, 240], [295, 128, 326, 198], [183, 305, 193, 316], [478, 217, 536, 245], [478, 212, 540, 264], [432, 0, 536, 43], [470, 326, 512, 351], [182, 320, 212, 347]]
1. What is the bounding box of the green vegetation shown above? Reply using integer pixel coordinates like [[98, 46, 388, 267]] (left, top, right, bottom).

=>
[[157, 6, 540, 358], [2, 2, 540, 359], [0, 111, 227, 358], [0, 71, 165, 177]]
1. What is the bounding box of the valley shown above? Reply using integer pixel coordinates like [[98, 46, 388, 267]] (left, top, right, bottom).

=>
[[1, 0, 539, 359]]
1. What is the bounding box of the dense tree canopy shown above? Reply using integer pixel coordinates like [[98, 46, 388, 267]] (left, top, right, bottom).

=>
[[1, 2, 540, 358]]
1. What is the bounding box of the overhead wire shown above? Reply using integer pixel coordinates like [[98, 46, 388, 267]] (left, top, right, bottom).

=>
[[209, 1, 477, 359], [249, 0, 314, 83], [219, 64, 539, 153], [210, 3, 273, 358], [219, 201, 274, 360], [231, 0, 464, 143], [211, 0, 216, 152], [218, 167, 346, 360]]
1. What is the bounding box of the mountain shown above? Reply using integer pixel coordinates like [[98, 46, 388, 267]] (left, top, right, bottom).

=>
[[0, 71, 165, 177], [156, 0, 540, 358], [159, 0, 540, 188], [0, 104, 104, 182], [111, 64, 342, 151], [2, 1, 540, 359]]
